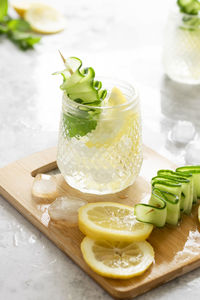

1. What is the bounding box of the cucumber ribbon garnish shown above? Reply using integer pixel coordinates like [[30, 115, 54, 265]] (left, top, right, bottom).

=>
[[177, 0, 200, 30], [54, 53, 107, 138], [135, 166, 200, 227]]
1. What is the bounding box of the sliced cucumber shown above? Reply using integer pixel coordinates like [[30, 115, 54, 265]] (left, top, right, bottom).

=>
[[157, 170, 193, 214], [59, 58, 107, 104], [161, 191, 180, 225], [176, 166, 200, 202], [135, 189, 167, 227], [177, 0, 200, 15], [152, 177, 181, 214], [135, 165, 200, 228], [135, 188, 179, 227]]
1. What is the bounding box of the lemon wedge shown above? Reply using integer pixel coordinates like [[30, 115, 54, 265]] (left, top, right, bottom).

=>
[[81, 237, 154, 279], [107, 86, 127, 106], [12, 0, 30, 17], [78, 202, 153, 242], [86, 87, 139, 148], [24, 3, 66, 34]]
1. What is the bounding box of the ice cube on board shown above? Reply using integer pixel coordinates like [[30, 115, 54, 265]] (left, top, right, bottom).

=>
[[169, 121, 196, 145], [32, 174, 58, 203], [49, 196, 87, 225]]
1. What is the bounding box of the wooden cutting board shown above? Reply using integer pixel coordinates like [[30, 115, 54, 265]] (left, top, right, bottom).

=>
[[0, 146, 200, 299]]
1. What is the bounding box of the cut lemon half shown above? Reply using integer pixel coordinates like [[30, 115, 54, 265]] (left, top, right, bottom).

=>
[[79, 202, 153, 242], [81, 237, 154, 279], [11, 0, 31, 17], [24, 3, 66, 34]]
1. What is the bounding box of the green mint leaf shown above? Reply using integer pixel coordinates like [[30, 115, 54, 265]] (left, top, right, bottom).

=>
[[0, 1, 40, 50], [7, 19, 31, 32], [0, 22, 8, 33], [8, 30, 41, 50], [63, 112, 98, 138], [0, 0, 8, 21]]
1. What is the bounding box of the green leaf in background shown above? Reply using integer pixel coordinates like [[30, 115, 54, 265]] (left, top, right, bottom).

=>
[[6, 19, 41, 49], [7, 19, 31, 31], [8, 31, 41, 50], [0, 23, 8, 33], [0, 0, 8, 21], [0, 0, 41, 50]]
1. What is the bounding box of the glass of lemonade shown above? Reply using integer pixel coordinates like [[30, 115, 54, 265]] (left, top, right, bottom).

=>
[[163, 10, 200, 84], [57, 77, 142, 195]]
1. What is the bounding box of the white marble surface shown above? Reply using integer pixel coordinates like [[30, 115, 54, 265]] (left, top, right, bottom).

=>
[[1, 0, 200, 299]]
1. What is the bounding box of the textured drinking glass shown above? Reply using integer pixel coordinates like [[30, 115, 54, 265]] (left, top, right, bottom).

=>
[[163, 10, 200, 84], [57, 78, 143, 195]]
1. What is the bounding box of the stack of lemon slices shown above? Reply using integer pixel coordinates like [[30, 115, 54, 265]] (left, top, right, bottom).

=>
[[12, 0, 65, 34], [78, 202, 154, 279]]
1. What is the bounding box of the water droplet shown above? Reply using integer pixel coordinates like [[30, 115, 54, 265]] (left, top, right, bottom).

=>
[[13, 233, 18, 247], [29, 234, 37, 244]]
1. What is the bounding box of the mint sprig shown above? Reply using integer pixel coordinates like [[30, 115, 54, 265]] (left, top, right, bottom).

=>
[[62, 110, 98, 138], [0, 0, 40, 50]]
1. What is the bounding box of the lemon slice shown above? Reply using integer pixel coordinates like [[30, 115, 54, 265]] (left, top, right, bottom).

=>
[[107, 86, 127, 106], [86, 87, 139, 149], [11, 0, 31, 17], [78, 202, 153, 242], [81, 237, 154, 279], [24, 3, 66, 34]]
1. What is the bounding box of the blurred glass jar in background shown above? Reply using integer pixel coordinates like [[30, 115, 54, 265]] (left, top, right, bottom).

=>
[[163, 10, 200, 84]]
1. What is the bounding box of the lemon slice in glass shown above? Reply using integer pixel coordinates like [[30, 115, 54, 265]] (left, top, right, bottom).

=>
[[24, 3, 66, 34], [78, 202, 153, 242], [86, 87, 138, 148], [81, 237, 154, 279]]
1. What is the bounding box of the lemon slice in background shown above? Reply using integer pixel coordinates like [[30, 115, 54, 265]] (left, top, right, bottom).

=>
[[24, 3, 65, 34], [12, 0, 30, 17], [79, 202, 153, 242], [81, 237, 154, 279]]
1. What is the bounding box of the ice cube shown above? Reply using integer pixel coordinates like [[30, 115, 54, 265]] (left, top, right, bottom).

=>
[[32, 174, 58, 203], [169, 121, 196, 145], [48, 196, 87, 225], [185, 141, 200, 165]]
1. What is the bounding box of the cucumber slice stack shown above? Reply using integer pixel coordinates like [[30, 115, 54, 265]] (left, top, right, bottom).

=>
[[135, 166, 200, 227]]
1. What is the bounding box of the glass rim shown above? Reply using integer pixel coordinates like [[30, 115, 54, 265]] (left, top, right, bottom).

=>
[[63, 77, 139, 111]]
